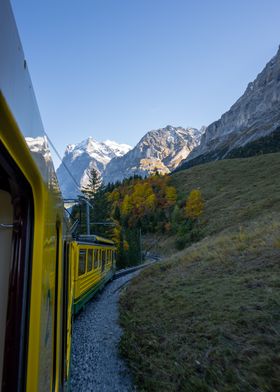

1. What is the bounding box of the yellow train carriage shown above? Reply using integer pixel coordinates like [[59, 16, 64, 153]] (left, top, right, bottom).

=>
[[0, 2, 117, 390], [0, 1, 73, 390], [71, 236, 116, 314]]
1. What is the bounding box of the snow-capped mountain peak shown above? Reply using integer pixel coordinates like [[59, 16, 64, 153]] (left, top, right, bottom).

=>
[[103, 140, 131, 156], [57, 138, 132, 198], [57, 126, 202, 198]]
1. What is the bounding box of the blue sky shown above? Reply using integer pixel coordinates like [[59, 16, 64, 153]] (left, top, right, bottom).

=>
[[11, 0, 280, 168]]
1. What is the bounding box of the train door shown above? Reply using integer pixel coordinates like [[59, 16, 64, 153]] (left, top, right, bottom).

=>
[[0, 185, 13, 388], [52, 221, 61, 392], [0, 142, 33, 391], [61, 241, 71, 384]]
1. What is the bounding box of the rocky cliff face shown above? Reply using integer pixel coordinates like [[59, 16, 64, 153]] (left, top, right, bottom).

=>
[[56, 138, 131, 198], [179, 46, 280, 170], [102, 126, 202, 184]]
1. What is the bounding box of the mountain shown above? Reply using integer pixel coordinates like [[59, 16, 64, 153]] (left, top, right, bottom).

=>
[[56, 138, 131, 198], [178, 46, 280, 170], [102, 126, 203, 184]]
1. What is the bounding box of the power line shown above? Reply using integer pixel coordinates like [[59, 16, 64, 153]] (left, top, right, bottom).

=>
[[45, 132, 82, 196]]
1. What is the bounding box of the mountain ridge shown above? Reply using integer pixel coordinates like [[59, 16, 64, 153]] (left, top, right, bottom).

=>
[[57, 126, 203, 197], [178, 46, 280, 170], [102, 125, 203, 184]]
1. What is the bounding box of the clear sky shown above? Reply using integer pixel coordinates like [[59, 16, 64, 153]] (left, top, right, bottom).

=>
[[11, 0, 280, 168]]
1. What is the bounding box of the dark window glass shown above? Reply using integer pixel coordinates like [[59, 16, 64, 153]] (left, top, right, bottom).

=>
[[101, 251, 106, 272], [94, 249, 99, 269], [87, 249, 93, 272], [107, 250, 111, 263], [78, 250, 86, 276]]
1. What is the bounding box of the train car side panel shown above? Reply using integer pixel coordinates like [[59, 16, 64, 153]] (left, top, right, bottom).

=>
[[0, 96, 64, 390], [72, 242, 116, 314]]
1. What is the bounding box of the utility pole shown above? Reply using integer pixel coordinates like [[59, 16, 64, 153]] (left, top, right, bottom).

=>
[[86, 200, 90, 235]]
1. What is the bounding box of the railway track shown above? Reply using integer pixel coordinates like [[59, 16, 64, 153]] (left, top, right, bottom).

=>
[[114, 257, 161, 280], [71, 258, 160, 390]]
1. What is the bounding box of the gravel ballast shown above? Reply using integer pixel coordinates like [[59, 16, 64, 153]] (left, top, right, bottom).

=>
[[70, 273, 137, 391]]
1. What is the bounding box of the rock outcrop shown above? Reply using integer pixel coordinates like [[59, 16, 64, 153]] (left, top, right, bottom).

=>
[[102, 126, 202, 184], [179, 46, 280, 170]]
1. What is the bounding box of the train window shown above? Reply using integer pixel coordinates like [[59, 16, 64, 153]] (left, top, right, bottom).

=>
[[87, 249, 93, 272], [78, 250, 86, 276], [0, 142, 34, 390], [101, 251, 106, 272], [94, 249, 99, 269]]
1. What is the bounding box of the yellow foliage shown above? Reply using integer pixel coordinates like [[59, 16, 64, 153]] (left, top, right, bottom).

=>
[[121, 194, 133, 215], [130, 183, 156, 213], [165, 186, 177, 205], [185, 189, 204, 220], [146, 193, 156, 210], [108, 189, 120, 203]]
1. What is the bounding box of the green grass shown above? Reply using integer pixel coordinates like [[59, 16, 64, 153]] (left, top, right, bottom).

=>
[[171, 152, 280, 235], [120, 153, 280, 391]]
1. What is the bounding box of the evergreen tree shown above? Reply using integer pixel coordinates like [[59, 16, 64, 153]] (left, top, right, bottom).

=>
[[91, 185, 113, 238], [81, 167, 101, 200]]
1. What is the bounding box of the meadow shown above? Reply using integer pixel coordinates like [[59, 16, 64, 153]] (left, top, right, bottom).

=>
[[120, 153, 280, 391]]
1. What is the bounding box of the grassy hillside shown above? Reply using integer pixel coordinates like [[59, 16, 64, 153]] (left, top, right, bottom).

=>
[[147, 152, 280, 256], [120, 153, 280, 391], [172, 152, 280, 234]]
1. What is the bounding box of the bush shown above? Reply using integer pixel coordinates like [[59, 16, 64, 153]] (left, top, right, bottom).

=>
[[175, 236, 186, 250]]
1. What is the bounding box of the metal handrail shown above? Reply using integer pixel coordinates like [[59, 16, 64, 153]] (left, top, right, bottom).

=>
[[0, 223, 13, 229]]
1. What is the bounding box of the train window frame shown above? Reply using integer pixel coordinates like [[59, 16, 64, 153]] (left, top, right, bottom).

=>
[[0, 141, 34, 390], [94, 249, 99, 269], [101, 250, 106, 272], [87, 249, 93, 272], [52, 220, 61, 391], [78, 249, 86, 276]]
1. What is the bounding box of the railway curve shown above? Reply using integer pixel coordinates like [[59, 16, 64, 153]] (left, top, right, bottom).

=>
[[70, 271, 139, 391]]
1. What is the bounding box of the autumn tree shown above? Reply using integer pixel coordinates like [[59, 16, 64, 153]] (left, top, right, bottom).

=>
[[165, 186, 177, 206], [185, 189, 204, 220], [121, 194, 133, 216]]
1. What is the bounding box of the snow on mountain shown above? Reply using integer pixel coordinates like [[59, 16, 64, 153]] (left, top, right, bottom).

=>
[[56, 137, 132, 198], [103, 140, 131, 157]]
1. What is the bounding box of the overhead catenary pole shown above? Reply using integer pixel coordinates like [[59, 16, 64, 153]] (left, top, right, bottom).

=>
[[86, 200, 90, 235]]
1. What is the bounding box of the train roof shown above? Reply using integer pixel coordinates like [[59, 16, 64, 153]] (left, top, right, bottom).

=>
[[75, 234, 115, 246], [0, 0, 61, 194]]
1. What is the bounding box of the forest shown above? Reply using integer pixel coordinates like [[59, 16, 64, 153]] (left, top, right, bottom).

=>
[[72, 169, 204, 268]]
